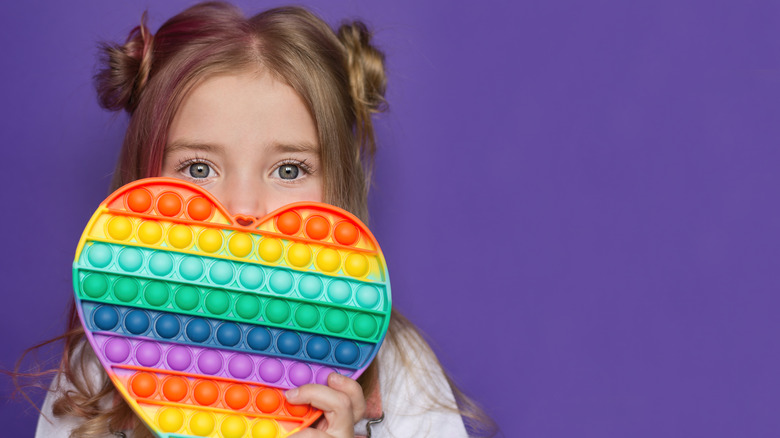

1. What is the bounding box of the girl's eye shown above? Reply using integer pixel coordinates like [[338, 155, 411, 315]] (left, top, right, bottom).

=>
[[189, 163, 211, 178], [278, 164, 300, 180]]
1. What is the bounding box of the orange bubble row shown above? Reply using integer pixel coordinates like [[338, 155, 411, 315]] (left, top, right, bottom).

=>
[[129, 372, 310, 418], [275, 212, 360, 247], [125, 188, 214, 221]]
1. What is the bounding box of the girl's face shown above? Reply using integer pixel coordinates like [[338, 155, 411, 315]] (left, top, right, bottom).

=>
[[162, 71, 322, 220]]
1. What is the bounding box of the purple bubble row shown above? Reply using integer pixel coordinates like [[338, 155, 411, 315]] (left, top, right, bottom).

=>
[[93, 333, 352, 388]]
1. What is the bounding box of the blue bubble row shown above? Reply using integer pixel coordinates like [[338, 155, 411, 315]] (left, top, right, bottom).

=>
[[82, 301, 374, 369]]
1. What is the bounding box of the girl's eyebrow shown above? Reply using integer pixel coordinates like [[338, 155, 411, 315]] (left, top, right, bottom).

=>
[[165, 140, 319, 155], [273, 141, 319, 154], [165, 140, 223, 155]]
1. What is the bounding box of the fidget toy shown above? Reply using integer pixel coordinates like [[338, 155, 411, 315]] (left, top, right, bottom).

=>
[[72, 177, 391, 438]]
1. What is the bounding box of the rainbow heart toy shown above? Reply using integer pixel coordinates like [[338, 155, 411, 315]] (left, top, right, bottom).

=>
[[72, 177, 391, 437]]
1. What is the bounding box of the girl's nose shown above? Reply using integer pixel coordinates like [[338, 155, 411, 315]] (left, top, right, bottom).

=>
[[214, 176, 267, 222]]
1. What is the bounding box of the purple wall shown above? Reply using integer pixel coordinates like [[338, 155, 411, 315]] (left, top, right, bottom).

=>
[[2, 1, 779, 436]]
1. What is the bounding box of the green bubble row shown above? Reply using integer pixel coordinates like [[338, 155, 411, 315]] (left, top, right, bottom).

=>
[[75, 269, 387, 342]]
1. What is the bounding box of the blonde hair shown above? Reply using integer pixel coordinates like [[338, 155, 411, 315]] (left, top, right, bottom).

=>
[[33, 2, 495, 436]]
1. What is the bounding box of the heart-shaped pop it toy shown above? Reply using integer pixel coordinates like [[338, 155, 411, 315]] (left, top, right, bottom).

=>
[[72, 177, 391, 438]]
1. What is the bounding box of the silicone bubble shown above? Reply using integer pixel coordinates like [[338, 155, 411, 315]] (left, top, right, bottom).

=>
[[144, 282, 169, 306], [167, 224, 192, 249], [86, 243, 112, 268], [253, 419, 279, 438], [305, 215, 330, 240], [82, 274, 109, 298], [186, 318, 211, 343], [157, 192, 183, 217], [127, 189, 152, 213], [72, 177, 391, 437], [276, 211, 301, 235], [333, 221, 359, 246], [138, 221, 163, 245], [229, 232, 254, 258], [190, 411, 216, 436], [316, 248, 341, 273], [235, 295, 261, 319], [306, 336, 330, 360], [187, 197, 213, 221], [114, 278, 139, 303], [136, 342, 162, 367], [255, 389, 281, 413], [94, 306, 119, 331], [107, 216, 133, 241], [162, 376, 188, 402], [228, 354, 253, 379], [258, 238, 283, 263]]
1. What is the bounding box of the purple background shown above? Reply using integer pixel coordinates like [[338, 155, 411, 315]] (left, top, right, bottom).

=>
[[2, 1, 779, 436]]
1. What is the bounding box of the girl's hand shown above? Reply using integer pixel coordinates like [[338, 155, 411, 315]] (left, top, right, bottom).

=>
[[286, 372, 366, 438]]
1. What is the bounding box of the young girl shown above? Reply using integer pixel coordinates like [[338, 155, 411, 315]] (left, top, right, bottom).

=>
[[34, 2, 492, 437]]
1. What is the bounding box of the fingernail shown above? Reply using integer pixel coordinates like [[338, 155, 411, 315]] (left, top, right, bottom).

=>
[[328, 372, 343, 383], [285, 388, 298, 399]]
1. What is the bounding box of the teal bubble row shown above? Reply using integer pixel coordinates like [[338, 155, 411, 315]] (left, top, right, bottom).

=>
[[79, 241, 389, 313]]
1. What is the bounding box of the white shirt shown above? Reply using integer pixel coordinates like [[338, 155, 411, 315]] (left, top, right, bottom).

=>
[[36, 338, 468, 438]]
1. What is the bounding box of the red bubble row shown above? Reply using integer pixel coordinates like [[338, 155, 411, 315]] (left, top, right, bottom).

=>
[[125, 189, 362, 248], [275, 211, 360, 246], [129, 372, 310, 418], [125, 189, 214, 221]]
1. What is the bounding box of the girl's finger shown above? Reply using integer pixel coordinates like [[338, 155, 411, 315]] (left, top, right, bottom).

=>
[[288, 428, 330, 438], [286, 384, 354, 433], [325, 372, 366, 422], [285, 374, 366, 436]]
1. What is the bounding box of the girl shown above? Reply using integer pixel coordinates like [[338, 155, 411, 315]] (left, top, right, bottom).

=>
[[34, 2, 492, 437]]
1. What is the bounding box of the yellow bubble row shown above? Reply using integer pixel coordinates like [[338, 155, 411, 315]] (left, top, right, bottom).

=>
[[155, 407, 285, 438], [283, 243, 370, 277], [103, 215, 372, 278]]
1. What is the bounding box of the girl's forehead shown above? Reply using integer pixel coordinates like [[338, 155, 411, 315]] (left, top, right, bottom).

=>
[[168, 71, 318, 154]]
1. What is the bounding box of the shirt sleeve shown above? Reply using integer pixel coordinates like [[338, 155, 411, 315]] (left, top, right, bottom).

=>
[[366, 338, 469, 438], [36, 372, 84, 438], [35, 342, 129, 438]]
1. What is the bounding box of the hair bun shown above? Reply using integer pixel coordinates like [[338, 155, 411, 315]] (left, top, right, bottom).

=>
[[337, 21, 387, 114], [95, 12, 154, 113]]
